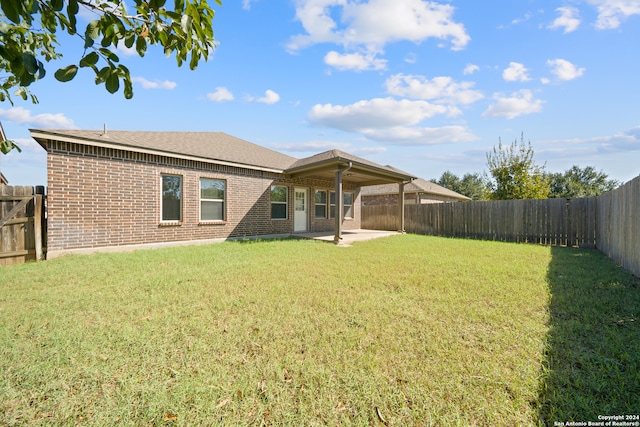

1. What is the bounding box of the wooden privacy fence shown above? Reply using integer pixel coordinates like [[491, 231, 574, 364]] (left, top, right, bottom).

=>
[[363, 197, 597, 248], [363, 176, 640, 277], [595, 175, 640, 277], [0, 185, 46, 265]]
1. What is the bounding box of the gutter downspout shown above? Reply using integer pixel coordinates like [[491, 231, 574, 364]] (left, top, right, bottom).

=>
[[334, 161, 353, 243]]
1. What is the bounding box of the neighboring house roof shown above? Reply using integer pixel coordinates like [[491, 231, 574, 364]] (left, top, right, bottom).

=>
[[0, 171, 7, 185], [30, 129, 416, 185], [361, 177, 471, 201], [30, 129, 297, 172]]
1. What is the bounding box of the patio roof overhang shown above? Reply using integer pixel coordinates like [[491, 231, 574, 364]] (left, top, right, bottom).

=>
[[284, 152, 415, 186]]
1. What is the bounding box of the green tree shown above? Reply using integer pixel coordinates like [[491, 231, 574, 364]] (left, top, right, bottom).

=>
[[459, 172, 489, 200], [435, 170, 489, 200], [435, 170, 461, 192], [0, 0, 219, 105], [547, 165, 620, 198], [486, 134, 550, 200]]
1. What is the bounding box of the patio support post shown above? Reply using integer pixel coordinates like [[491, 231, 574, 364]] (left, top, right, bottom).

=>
[[334, 168, 343, 242], [333, 162, 352, 242], [399, 181, 405, 233]]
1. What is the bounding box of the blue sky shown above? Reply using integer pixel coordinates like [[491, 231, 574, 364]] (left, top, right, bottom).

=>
[[1, 0, 639, 186]]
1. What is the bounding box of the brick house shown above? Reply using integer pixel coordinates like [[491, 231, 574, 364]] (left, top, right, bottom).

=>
[[31, 129, 415, 258], [361, 178, 471, 205]]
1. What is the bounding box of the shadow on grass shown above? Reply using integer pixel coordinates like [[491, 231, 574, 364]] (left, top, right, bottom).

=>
[[539, 247, 640, 425]]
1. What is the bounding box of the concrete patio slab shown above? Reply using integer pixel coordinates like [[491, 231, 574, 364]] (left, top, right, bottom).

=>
[[295, 229, 401, 246]]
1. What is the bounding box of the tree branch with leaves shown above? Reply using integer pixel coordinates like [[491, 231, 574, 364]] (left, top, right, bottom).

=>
[[1, 0, 219, 105]]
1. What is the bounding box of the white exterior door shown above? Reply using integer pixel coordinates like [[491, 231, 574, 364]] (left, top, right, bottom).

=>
[[294, 187, 308, 232]]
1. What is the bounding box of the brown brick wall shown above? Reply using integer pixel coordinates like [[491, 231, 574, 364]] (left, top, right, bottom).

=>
[[45, 141, 360, 253]]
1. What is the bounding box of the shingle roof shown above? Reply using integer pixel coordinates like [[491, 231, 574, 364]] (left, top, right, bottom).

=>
[[360, 177, 471, 200], [30, 129, 417, 184], [287, 149, 415, 178], [30, 129, 298, 171]]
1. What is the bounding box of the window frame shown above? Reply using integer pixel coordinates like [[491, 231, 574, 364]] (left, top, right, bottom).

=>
[[329, 191, 354, 219], [270, 185, 288, 220], [200, 178, 226, 222], [160, 173, 183, 223], [315, 189, 327, 219], [343, 191, 354, 219]]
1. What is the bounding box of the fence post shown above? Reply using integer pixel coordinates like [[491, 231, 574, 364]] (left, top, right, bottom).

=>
[[34, 194, 43, 260]]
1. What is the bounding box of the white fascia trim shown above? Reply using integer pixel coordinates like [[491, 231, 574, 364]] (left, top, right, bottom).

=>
[[31, 131, 285, 174]]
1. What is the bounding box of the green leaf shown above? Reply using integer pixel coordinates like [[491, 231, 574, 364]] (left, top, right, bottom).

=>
[[87, 19, 100, 38], [123, 78, 133, 99], [22, 53, 39, 75], [36, 60, 46, 80], [124, 33, 135, 49], [51, 0, 64, 11], [0, 0, 21, 24], [181, 14, 193, 33], [67, 0, 79, 32], [105, 73, 119, 94], [15, 87, 28, 100], [1, 139, 22, 154], [136, 36, 147, 57], [85, 20, 100, 47], [79, 52, 99, 68], [95, 67, 110, 84], [98, 48, 119, 62], [54, 65, 78, 82]]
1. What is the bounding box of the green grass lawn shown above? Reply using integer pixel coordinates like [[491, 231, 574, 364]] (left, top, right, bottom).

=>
[[1, 234, 638, 426]]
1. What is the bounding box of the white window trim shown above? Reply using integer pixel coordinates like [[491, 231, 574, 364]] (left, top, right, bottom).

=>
[[271, 185, 288, 220], [329, 191, 354, 219], [315, 189, 327, 219], [344, 191, 354, 219], [200, 178, 226, 223], [160, 173, 183, 223]]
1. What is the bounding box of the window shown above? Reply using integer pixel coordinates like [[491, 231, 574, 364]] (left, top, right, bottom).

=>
[[329, 191, 354, 219], [271, 185, 288, 219], [200, 178, 225, 221], [315, 190, 327, 219], [161, 174, 182, 222], [344, 192, 354, 218]]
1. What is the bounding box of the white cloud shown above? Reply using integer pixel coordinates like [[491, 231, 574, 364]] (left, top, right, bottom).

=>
[[206, 87, 234, 102], [463, 64, 479, 75], [587, 0, 640, 29], [359, 125, 478, 145], [255, 90, 281, 105], [132, 77, 177, 90], [271, 141, 387, 157], [546, 58, 585, 81], [287, 0, 470, 53], [307, 97, 476, 144], [548, 7, 581, 33], [242, 0, 253, 10], [404, 53, 417, 64], [502, 62, 531, 82], [384, 73, 484, 105], [324, 50, 387, 71], [309, 97, 453, 132], [482, 90, 543, 119], [272, 141, 354, 152], [0, 107, 76, 128]]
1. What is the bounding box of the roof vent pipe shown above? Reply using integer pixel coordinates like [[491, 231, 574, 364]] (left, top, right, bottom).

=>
[[101, 123, 108, 137]]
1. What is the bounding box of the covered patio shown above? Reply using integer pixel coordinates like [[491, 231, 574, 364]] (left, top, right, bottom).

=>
[[285, 150, 416, 242]]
